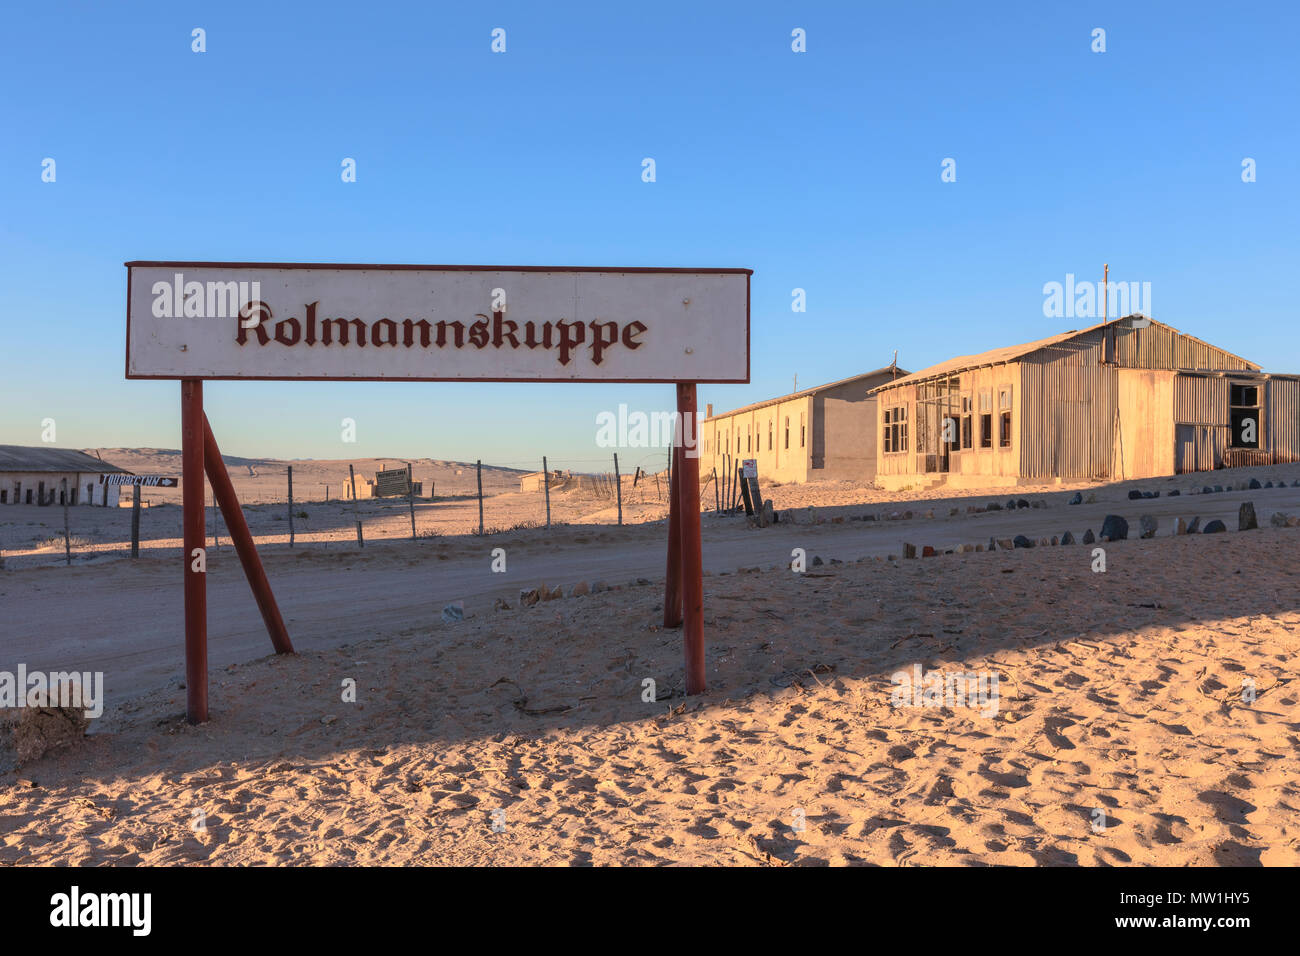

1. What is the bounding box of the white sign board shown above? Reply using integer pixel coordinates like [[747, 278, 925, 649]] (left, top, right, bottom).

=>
[[126, 262, 750, 383]]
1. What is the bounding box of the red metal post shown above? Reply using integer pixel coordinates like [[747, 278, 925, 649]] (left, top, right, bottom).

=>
[[677, 384, 706, 695], [181, 379, 208, 723], [663, 436, 683, 629], [203, 414, 294, 656]]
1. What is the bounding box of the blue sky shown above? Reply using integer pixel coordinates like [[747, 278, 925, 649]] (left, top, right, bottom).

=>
[[2, 1, 1296, 471]]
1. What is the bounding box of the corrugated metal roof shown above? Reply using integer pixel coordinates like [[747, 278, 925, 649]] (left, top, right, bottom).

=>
[[871, 316, 1260, 392], [706, 366, 908, 422], [0, 446, 129, 474]]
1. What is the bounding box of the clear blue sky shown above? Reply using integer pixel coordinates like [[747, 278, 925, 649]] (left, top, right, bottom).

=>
[[2, 1, 1296, 471]]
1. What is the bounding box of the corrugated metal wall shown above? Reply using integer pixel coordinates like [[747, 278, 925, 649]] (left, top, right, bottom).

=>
[[1018, 335, 1117, 479], [1173, 375, 1229, 425], [1114, 324, 1256, 371], [1269, 378, 1300, 463]]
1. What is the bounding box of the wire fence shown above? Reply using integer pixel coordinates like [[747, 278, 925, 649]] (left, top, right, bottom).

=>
[[0, 452, 747, 568]]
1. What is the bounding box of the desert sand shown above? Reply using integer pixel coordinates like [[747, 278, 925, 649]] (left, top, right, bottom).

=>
[[2, 456, 1299, 865]]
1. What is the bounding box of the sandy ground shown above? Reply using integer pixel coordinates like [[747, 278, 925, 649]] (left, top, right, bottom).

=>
[[2, 530, 1297, 865], [2, 457, 1300, 865]]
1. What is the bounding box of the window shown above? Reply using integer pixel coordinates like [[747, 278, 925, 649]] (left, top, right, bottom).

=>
[[960, 396, 973, 449], [0, 491, 5, 504], [998, 387, 1012, 448], [800, 413, 806, 448], [883, 405, 909, 453], [768, 419, 773, 451], [747, 428, 752, 453], [87, 484, 93, 502], [784, 417, 789, 449], [1230, 382, 1261, 448]]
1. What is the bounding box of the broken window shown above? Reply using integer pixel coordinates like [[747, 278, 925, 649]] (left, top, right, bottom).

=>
[[1230, 382, 1261, 448]]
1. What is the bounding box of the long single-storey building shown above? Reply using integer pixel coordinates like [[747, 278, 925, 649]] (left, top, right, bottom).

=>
[[0, 446, 129, 506], [700, 365, 907, 484], [869, 315, 1300, 489]]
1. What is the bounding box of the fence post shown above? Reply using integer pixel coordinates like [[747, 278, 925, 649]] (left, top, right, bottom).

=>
[[62, 479, 71, 566], [131, 483, 141, 558], [476, 459, 484, 536], [713, 467, 719, 512], [407, 463, 416, 540], [542, 456, 551, 530], [287, 465, 295, 548], [614, 453, 622, 525], [349, 463, 364, 547]]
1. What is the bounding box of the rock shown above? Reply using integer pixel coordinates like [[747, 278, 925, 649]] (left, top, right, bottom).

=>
[[1186, 517, 1201, 534], [924, 509, 935, 519], [987, 537, 997, 551], [1100, 515, 1128, 541], [975, 543, 984, 552], [1139, 515, 1158, 538], [1039, 537, 1051, 547], [1016, 499, 1030, 509], [998, 538, 1014, 551], [1203, 519, 1227, 534], [441, 601, 465, 622], [636, 577, 651, 586], [1050, 536, 1059, 545], [1082, 529, 1096, 544], [1238, 502, 1258, 531], [812, 555, 824, 566], [762, 499, 774, 527], [570, 581, 590, 597], [547, 585, 564, 601], [829, 558, 842, 565], [922, 546, 937, 557], [493, 597, 512, 611], [1128, 489, 1144, 500], [1168, 489, 1180, 496], [1249, 478, 1262, 489], [1214, 485, 1223, 493], [1013, 535, 1034, 549], [1202, 486, 1214, 494], [591, 580, 610, 593], [1032, 499, 1046, 509], [1, 702, 90, 768], [903, 510, 914, 520], [1264, 481, 1273, 488], [1006, 499, 1016, 511], [1290, 517, 1300, 527], [903, 544, 916, 559], [1270, 512, 1290, 528], [1175, 518, 1187, 535], [987, 501, 1003, 511], [519, 587, 541, 607], [1069, 492, 1082, 505], [1085, 493, 1097, 504], [1061, 531, 1075, 545], [1294, 481, 1300, 488]]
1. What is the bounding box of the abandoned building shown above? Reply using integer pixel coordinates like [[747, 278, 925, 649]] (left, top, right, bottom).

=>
[[869, 315, 1300, 489], [700, 366, 907, 483], [0, 446, 129, 506]]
